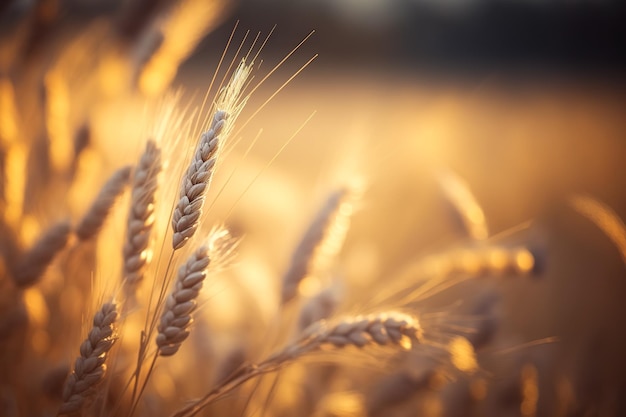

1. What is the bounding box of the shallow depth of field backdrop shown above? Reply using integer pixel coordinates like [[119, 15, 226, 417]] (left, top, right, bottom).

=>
[[1, 1, 626, 416]]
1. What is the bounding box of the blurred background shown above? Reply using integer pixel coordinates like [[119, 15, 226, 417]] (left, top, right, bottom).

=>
[[1, 0, 626, 416]]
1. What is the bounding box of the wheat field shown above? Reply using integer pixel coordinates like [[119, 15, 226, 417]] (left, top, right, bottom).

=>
[[1, 1, 625, 417]]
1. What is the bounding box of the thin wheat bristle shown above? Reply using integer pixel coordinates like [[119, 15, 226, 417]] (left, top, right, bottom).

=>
[[122, 140, 162, 296], [75, 166, 132, 240], [12, 220, 71, 287], [172, 111, 227, 250], [59, 302, 117, 415], [282, 186, 357, 305], [156, 246, 211, 356]]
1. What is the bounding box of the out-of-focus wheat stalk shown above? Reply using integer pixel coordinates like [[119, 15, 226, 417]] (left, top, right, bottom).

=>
[[122, 140, 162, 299], [282, 186, 359, 305], [76, 166, 132, 241], [12, 220, 71, 288]]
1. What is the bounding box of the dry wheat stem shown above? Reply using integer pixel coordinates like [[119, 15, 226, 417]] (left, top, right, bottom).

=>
[[12, 220, 71, 287], [281, 186, 356, 305], [58, 302, 117, 415], [171, 111, 227, 250], [76, 166, 132, 240], [156, 245, 211, 356], [122, 140, 162, 297], [173, 312, 422, 417]]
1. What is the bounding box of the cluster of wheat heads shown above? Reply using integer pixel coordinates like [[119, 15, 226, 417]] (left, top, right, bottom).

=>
[[3, 5, 626, 417]]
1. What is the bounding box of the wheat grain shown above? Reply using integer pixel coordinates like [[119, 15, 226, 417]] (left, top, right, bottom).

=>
[[75, 166, 132, 240], [12, 221, 71, 287], [281, 186, 356, 305], [122, 140, 161, 297], [59, 302, 117, 415]]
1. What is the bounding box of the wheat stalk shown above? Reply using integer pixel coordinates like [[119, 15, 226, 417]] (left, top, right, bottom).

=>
[[75, 166, 132, 240], [122, 140, 162, 298], [12, 220, 71, 287], [281, 186, 357, 305], [58, 302, 117, 415]]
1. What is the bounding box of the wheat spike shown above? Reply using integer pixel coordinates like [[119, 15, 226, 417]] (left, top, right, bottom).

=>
[[122, 140, 162, 297], [171, 111, 227, 250], [171, 61, 251, 250], [59, 302, 117, 415], [75, 166, 132, 240], [298, 312, 422, 352], [12, 220, 71, 287], [172, 311, 422, 417], [156, 244, 210, 356], [282, 186, 356, 304]]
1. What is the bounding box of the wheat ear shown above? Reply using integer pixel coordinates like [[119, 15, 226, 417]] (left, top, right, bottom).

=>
[[172, 311, 422, 417], [157, 228, 235, 356], [171, 61, 251, 250], [282, 186, 356, 304], [75, 166, 132, 240], [290, 311, 423, 354], [171, 111, 227, 250], [122, 140, 161, 297], [59, 302, 117, 415], [12, 220, 71, 287]]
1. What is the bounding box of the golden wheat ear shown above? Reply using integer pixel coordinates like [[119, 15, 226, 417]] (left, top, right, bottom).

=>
[[122, 140, 162, 299], [12, 220, 71, 287], [172, 61, 251, 250], [281, 185, 358, 305], [75, 166, 132, 241], [59, 302, 117, 415], [172, 111, 227, 250], [157, 228, 235, 356]]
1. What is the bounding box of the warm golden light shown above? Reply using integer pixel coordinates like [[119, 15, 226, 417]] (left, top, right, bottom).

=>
[[448, 336, 478, 373]]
